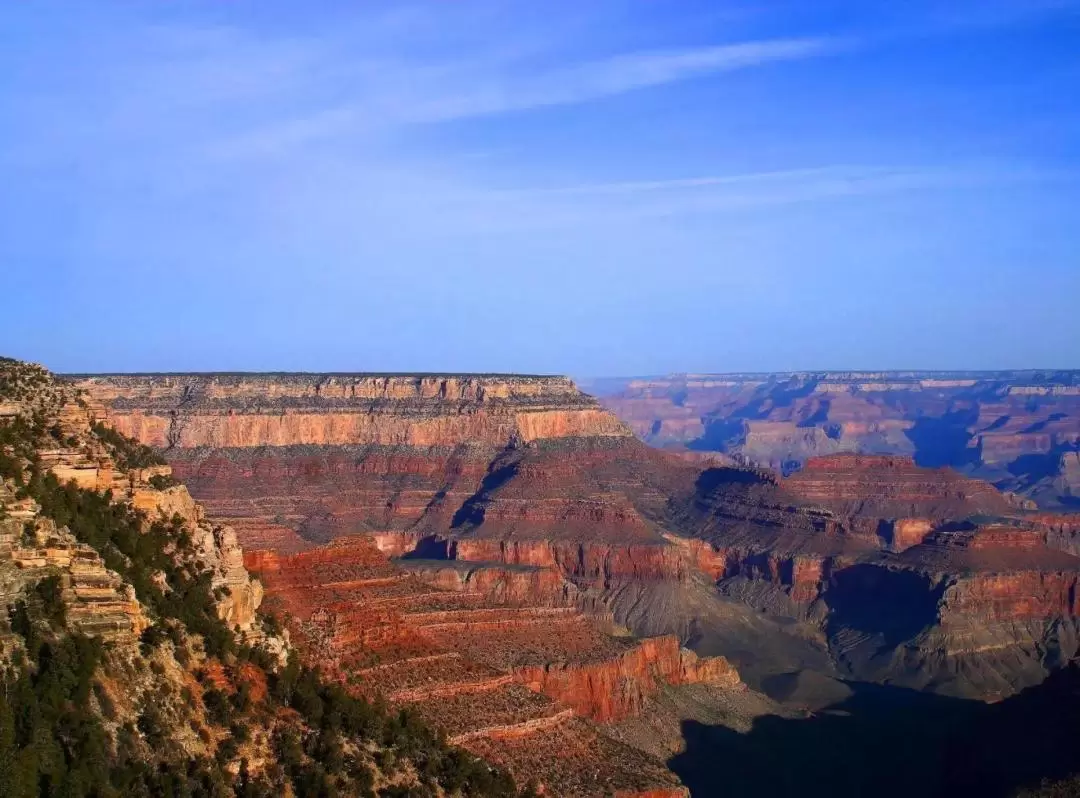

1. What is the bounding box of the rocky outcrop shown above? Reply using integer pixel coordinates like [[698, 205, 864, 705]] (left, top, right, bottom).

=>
[[448, 538, 693, 585], [515, 635, 740, 721], [784, 454, 1013, 518], [246, 533, 741, 795], [593, 370, 1080, 509], [0, 495, 147, 643], [1060, 451, 1080, 498], [75, 374, 632, 449], [1, 362, 264, 643], [80, 371, 1080, 706], [398, 560, 578, 606], [883, 518, 935, 552]]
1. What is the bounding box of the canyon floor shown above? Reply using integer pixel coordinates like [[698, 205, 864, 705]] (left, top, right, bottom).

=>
[[72, 370, 1080, 796]]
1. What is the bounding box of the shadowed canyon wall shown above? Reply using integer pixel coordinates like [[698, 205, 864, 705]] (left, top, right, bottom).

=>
[[590, 371, 1080, 510], [76, 372, 1080, 706]]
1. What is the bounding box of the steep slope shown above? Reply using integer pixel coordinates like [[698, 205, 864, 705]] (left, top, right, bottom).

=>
[[74, 374, 632, 555], [75, 372, 753, 795], [77, 372, 1080, 705], [668, 456, 1080, 698], [247, 535, 740, 796], [1, 358, 522, 798]]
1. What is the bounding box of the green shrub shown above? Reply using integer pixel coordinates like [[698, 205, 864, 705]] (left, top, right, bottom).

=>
[[91, 422, 167, 469], [34, 575, 66, 628], [148, 473, 178, 490]]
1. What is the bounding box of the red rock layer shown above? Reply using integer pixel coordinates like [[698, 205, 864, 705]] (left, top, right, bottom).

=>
[[593, 371, 1080, 509], [397, 561, 578, 607], [246, 535, 735, 795], [948, 571, 1080, 620], [167, 445, 493, 552], [449, 538, 694, 585], [784, 455, 1012, 518], [75, 374, 632, 448], [515, 636, 741, 722], [79, 372, 1080, 701]]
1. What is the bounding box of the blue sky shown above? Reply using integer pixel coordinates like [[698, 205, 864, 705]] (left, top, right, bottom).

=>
[[2, 1, 1078, 375]]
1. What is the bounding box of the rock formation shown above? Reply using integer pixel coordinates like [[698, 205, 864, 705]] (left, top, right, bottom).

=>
[[1, 357, 548, 797], [2, 364, 262, 646], [76, 371, 1080, 708], [591, 371, 1080, 509], [246, 534, 737, 795]]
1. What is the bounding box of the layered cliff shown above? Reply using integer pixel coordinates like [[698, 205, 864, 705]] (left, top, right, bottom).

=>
[[784, 454, 1014, 518], [246, 534, 739, 795], [79, 371, 1080, 706], [593, 371, 1080, 509], [77, 373, 632, 448], [3, 357, 525, 797], [74, 373, 640, 558], [515, 635, 741, 721], [2, 364, 262, 644]]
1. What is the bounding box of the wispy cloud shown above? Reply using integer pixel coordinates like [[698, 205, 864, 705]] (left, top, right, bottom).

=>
[[487, 166, 874, 197], [405, 37, 841, 123], [201, 35, 844, 160], [2, 2, 1074, 241], [423, 163, 1067, 233]]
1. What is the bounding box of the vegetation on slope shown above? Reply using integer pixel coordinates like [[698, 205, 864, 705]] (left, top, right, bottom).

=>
[[0, 356, 521, 798], [90, 421, 167, 470]]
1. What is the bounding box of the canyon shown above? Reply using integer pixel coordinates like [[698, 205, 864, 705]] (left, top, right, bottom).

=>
[[73, 370, 1080, 792], [589, 371, 1080, 510], [73, 373, 760, 795]]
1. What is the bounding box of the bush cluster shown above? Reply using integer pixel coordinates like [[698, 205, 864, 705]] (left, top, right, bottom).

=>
[[91, 422, 167, 470]]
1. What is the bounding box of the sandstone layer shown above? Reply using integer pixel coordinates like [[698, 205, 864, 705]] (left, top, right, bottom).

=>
[[78, 372, 1080, 705], [3, 368, 263, 650], [591, 370, 1080, 509], [246, 534, 736, 795]]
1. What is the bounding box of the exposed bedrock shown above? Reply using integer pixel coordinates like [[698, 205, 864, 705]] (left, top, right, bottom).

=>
[[783, 454, 1014, 517], [515, 635, 741, 722], [75, 373, 631, 448], [244, 534, 739, 795], [449, 538, 695, 584], [2, 367, 265, 650], [78, 373, 1080, 703], [594, 370, 1080, 508], [398, 559, 580, 607]]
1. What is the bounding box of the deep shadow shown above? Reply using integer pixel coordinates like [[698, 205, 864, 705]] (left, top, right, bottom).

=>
[[1021, 413, 1068, 434], [905, 408, 981, 469], [825, 565, 946, 648], [670, 663, 1080, 798], [450, 451, 521, 528], [734, 379, 822, 421], [981, 414, 1011, 433], [797, 399, 831, 428], [695, 466, 775, 491], [688, 418, 748, 452], [399, 535, 450, 559], [1009, 449, 1071, 482], [689, 380, 824, 452]]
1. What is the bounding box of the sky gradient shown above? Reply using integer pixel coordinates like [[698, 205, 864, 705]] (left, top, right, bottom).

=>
[[2, 1, 1078, 376]]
